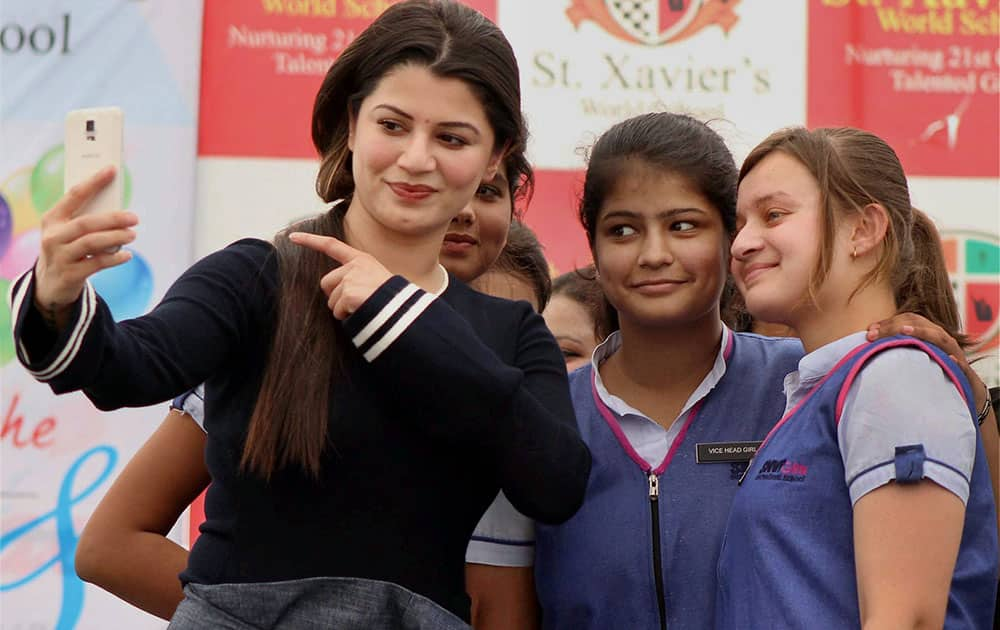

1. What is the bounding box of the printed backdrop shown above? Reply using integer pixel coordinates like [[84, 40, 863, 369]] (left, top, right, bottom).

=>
[[0, 1, 202, 628], [2, 0, 998, 627], [191, 0, 998, 562], [193, 0, 997, 330]]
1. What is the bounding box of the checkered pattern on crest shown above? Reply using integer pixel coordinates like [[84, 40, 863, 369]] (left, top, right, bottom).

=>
[[605, 0, 701, 45], [607, 0, 656, 42]]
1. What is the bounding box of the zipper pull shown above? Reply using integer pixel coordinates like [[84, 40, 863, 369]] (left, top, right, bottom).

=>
[[738, 458, 753, 486], [648, 471, 659, 500]]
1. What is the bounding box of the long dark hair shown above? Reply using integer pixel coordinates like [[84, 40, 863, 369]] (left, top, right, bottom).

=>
[[242, 0, 528, 479], [739, 127, 965, 345], [577, 112, 738, 335]]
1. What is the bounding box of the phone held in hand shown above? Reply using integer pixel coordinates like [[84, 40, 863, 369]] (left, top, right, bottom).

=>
[[64, 106, 124, 253], [64, 106, 124, 216]]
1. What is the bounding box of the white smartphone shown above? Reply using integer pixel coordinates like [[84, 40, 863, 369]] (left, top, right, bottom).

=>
[[64, 106, 124, 216]]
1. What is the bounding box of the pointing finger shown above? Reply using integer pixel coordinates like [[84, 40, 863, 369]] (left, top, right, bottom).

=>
[[289, 232, 363, 264]]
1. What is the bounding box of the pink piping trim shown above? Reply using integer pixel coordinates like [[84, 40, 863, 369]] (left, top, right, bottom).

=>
[[834, 339, 969, 423], [754, 340, 874, 456], [591, 369, 653, 472], [654, 400, 702, 475], [722, 326, 735, 361], [589, 329, 733, 475]]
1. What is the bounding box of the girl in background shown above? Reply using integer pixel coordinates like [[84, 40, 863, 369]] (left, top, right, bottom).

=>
[[12, 1, 589, 627], [543, 268, 606, 373], [717, 127, 997, 628]]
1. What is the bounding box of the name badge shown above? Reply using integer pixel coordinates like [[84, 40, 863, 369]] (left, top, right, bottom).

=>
[[695, 441, 762, 463]]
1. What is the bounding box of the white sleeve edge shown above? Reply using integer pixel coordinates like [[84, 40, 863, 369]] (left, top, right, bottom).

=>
[[465, 538, 535, 567], [849, 459, 971, 506], [14, 275, 97, 382]]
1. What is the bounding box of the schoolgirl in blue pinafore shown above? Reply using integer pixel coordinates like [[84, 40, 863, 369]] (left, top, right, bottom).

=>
[[534, 329, 803, 629], [716, 335, 998, 629]]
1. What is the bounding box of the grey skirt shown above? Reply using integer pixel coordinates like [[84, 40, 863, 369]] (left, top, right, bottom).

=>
[[168, 577, 470, 630]]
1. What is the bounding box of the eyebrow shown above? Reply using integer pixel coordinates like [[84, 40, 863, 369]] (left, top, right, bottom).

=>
[[600, 207, 708, 222], [555, 335, 584, 345], [749, 191, 798, 209], [373, 104, 482, 137]]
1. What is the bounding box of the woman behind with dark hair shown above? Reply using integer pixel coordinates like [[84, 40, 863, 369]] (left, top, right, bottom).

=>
[[8, 2, 589, 628]]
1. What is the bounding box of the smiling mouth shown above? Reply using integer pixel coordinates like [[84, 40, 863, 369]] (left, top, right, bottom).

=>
[[632, 279, 684, 288], [630, 279, 685, 294], [441, 233, 477, 255], [741, 264, 778, 285], [444, 233, 477, 245], [388, 182, 437, 200]]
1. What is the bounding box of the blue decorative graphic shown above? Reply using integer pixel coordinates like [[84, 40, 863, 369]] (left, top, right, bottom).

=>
[[0, 446, 118, 629], [90, 248, 154, 321]]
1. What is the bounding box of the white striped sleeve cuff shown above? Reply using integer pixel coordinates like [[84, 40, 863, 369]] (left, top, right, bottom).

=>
[[9, 267, 98, 382], [346, 277, 437, 363]]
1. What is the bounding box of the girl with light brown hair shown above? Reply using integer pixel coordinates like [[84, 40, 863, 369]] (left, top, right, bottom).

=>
[[717, 126, 998, 629]]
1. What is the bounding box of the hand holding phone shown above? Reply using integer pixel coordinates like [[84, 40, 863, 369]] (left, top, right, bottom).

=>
[[64, 107, 124, 217], [27, 108, 135, 328]]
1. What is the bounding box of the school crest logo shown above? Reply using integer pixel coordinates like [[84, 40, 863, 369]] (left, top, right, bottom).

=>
[[941, 230, 1000, 354], [565, 0, 740, 46]]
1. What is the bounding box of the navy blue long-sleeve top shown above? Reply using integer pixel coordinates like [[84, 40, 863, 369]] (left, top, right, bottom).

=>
[[9, 238, 591, 620]]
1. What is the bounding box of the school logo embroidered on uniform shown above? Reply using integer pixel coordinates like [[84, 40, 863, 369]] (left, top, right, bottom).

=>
[[565, 0, 740, 46], [755, 458, 809, 482], [941, 230, 999, 358]]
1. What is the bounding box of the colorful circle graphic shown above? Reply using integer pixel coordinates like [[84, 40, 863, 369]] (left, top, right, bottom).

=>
[[30, 144, 65, 215], [0, 228, 41, 281], [1, 167, 41, 236], [0, 278, 12, 366], [91, 249, 154, 321], [0, 194, 12, 260]]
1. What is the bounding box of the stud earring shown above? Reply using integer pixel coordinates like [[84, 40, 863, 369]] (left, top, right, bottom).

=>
[[851, 247, 858, 259]]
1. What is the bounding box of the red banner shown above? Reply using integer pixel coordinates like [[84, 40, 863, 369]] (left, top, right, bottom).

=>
[[523, 169, 592, 274], [199, 0, 497, 158], [807, 0, 999, 177]]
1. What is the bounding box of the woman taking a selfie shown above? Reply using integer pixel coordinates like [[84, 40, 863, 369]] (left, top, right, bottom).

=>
[[9, 1, 589, 627], [73, 162, 549, 629]]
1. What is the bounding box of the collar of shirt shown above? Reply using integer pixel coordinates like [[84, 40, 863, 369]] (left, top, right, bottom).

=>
[[782, 330, 869, 414], [590, 326, 731, 427]]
